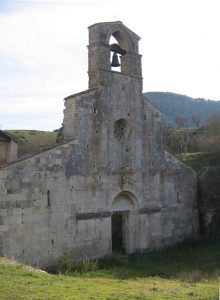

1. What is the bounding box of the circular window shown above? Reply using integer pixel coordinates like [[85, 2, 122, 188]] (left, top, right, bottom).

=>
[[114, 119, 130, 140]]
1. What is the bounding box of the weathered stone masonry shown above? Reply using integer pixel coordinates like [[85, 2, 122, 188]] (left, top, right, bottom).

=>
[[0, 21, 199, 267]]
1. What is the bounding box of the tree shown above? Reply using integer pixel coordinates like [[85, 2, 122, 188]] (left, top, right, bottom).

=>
[[162, 127, 195, 154], [195, 113, 220, 153], [192, 114, 201, 128], [205, 113, 220, 131], [175, 115, 187, 129]]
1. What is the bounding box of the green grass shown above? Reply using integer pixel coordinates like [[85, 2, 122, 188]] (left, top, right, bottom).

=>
[[177, 152, 220, 173], [6, 130, 57, 157], [0, 237, 219, 299]]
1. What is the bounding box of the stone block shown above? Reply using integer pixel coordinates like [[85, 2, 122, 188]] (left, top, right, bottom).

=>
[[0, 225, 9, 232]]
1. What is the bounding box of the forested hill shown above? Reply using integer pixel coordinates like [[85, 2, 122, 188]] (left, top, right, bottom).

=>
[[144, 92, 220, 127]]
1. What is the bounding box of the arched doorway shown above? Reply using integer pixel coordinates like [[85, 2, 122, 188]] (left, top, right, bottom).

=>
[[111, 192, 137, 253]]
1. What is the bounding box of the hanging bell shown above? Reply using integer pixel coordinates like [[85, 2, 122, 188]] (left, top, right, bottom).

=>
[[111, 52, 120, 67]]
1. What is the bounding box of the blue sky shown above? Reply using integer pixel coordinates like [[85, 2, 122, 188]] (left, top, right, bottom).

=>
[[1, 0, 220, 130]]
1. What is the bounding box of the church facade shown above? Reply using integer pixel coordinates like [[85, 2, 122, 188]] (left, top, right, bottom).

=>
[[0, 22, 198, 267]]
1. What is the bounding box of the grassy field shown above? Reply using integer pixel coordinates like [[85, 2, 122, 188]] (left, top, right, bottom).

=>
[[6, 130, 57, 157], [0, 237, 219, 300]]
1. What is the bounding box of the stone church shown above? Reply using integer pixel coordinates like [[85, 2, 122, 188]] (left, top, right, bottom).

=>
[[0, 21, 198, 267]]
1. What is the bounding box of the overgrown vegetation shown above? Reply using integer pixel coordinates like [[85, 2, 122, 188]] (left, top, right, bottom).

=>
[[163, 113, 220, 154], [162, 112, 220, 162], [0, 237, 219, 299], [163, 113, 220, 236], [6, 130, 57, 157], [198, 167, 220, 234], [177, 152, 220, 173], [48, 256, 99, 275]]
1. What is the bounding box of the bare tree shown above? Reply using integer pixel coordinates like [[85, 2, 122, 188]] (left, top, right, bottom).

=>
[[175, 115, 187, 129], [205, 113, 220, 131], [194, 113, 220, 152], [192, 114, 201, 128]]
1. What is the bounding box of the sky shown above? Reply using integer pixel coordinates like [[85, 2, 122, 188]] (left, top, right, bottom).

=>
[[0, 0, 220, 130]]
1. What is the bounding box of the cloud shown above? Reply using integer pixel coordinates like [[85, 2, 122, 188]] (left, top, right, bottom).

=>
[[0, 0, 125, 130], [0, 0, 220, 130], [0, 111, 63, 131]]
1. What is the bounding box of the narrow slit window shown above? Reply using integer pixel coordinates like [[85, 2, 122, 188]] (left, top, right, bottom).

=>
[[177, 192, 180, 203], [47, 190, 51, 207]]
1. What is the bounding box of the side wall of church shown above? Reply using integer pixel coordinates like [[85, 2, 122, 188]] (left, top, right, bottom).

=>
[[0, 141, 117, 267], [0, 140, 115, 267]]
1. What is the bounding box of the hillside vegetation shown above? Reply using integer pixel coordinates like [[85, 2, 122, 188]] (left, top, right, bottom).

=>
[[144, 92, 220, 127], [6, 130, 57, 157], [0, 237, 219, 300], [168, 111, 220, 235], [177, 152, 220, 173]]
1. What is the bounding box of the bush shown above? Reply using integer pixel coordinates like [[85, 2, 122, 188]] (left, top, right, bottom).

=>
[[47, 256, 98, 275]]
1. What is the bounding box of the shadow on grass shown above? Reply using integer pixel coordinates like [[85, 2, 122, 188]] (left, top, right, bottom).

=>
[[47, 235, 220, 282], [116, 236, 220, 281]]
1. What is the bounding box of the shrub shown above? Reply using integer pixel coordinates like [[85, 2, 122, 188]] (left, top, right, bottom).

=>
[[47, 256, 98, 275]]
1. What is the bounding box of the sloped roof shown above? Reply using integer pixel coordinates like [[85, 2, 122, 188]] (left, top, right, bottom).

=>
[[0, 130, 18, 143], [88, 21, 141, 40]]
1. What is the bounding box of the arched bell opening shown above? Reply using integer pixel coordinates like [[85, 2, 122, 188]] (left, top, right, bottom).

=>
[[109, 35, 122, 72], [108, 29, 136, 75]]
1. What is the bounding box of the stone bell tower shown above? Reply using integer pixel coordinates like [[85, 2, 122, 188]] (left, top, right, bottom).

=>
[[87, 21, 142, 90], [63, 21, 145, 141]]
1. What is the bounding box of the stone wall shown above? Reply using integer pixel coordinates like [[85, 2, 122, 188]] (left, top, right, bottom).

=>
[[9, 140, 18, 162], [0, 141, 7, 164], [0, 139, 17, 165]]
